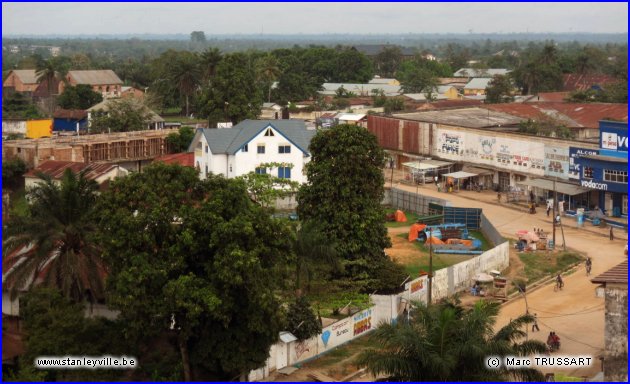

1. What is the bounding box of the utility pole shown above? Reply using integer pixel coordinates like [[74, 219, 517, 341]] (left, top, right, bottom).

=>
[[428, 227, 433, 305], [552, 178, 557, 248]]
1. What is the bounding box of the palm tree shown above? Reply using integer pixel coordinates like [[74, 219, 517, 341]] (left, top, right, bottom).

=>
[[35, 59, 59, 116], [293, 221, 340, 294], [199, 48, 222, 84], [256, 54, 282, 102], [356, 299, 547, 382], [3, 168, 106, 304], [538, 44, 558, 66], [170, 55, 201, 117]]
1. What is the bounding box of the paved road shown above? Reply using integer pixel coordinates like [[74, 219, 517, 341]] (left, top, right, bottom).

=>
[[390, 176, 626, 378]]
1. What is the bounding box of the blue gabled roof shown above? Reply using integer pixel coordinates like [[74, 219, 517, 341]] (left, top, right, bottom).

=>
[[191, 120, 316, 156]]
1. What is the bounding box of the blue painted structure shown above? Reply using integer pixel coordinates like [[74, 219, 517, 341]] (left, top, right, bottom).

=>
[[53, 117, 88, 132], [575, 120, 628, 217]]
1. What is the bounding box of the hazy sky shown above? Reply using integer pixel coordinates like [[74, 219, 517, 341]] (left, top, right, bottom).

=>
[[3, 2, 628, 36]]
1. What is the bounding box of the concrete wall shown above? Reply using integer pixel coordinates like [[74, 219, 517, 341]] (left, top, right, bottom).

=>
[[2, 120, 27, 137], [481, 213, 505, 246], [603, 284, 628, 381]]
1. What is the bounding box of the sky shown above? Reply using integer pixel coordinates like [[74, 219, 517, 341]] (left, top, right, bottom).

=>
[[2, 2, 628, 36]]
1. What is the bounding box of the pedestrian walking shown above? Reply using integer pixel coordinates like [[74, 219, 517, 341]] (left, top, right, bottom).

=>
[[497, 192, 501, 203], [546, 206, 551, 217], [585, 257, 592, 276], [609, 227, 614, 241], [532, 313, 540, 332]]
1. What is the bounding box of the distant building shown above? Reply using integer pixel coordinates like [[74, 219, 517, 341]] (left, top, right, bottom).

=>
[[561, 73, 617, 92], [62, 70, 123, 98], [23, 160, 128, 190], [368, 76, 400, 86], [189, 119, 316, 184], [154, 152, 195, 168], [2, 69, 39, 94], [591, 260, 628, 382], [463, 78, 493, 96], [260, 102, 283, 119], [53, 109, 88, 133], [121, 86, 145, 99], [454, 68, 510, 78], [320, 82, 401, 97]]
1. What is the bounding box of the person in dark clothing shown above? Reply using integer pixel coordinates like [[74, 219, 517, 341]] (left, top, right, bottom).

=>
[[610, 227, 614, 241]]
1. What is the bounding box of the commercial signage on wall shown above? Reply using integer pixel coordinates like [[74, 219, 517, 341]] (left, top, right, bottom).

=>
[[600, 126, 628, 152], [317, 307, 374, 353], [435, 129, 546, 176], [544, 146, 570, 178], [568, 147, 599, 180]]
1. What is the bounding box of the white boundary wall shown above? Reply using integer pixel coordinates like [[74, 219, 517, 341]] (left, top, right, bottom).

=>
[[249, 241, 509, 381]]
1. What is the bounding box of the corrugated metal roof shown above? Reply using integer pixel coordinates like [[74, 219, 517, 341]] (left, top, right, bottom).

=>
[[68, 70, 123, 85], [483, 103, 628, 128], [591, 260, 628, 285], [454, 68, 510, 78], [464, 78, 492, 90], [393, 107, 523, 128], [53, 109, 88, 120], [194, 120, 316, 155], [562, 73, 616, 92], [320, 83, 401, 97], [154, 153, 194, 167], [8, 69, 38, 84], [87, 98, 164, 123], [24, 160, 119, 181]]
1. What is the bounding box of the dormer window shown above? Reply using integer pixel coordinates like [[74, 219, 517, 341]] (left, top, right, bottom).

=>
[[242, 144, 248, 152], [264, 128, 274, 137]]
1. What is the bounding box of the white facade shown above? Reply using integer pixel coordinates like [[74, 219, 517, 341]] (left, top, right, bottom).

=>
[[193, 124, 311, 184]]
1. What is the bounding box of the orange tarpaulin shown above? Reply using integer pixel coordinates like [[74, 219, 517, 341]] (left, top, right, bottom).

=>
[[408, 223, 427, 242], [395, 210, 407, 222], [445, 238, 473, 247], [425, 236, 444, 245]]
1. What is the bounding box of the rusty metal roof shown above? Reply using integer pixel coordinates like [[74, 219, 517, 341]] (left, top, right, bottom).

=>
[[562, 73, 617, 92], [482, 103, 627, 129], [67, 70, 122, 85], [154, 153, 194, 167], [7, 69, 38, 84], [591, 260, 628, 285], [53, 109, 88, 120], [24, 160, 119, 181]]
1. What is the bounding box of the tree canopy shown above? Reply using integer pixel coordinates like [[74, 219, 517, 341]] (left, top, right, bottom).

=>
[[297, 124, 402, 290], [485, 74, 515, 104], [57, 84, 103, 110], [89, 98, 153, 133], [96, 163, 293, 380]]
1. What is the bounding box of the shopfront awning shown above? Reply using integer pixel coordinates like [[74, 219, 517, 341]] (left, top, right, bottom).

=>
[[402, 160, 453, 172], [442, 171, 478, 179], [518, 179, 590, 196], [463, 166, 494, 176]]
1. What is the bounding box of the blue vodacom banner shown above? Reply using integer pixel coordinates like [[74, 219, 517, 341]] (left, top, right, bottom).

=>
[[599, 122, 628, 152], [568, 147, 599, 180]]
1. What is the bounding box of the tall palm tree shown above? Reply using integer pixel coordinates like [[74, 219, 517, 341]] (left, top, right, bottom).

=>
[[35, 59, 59, 117], [3, 169, 106, 304], [199, 48, 222, 84], [356, 299, 547, 382], [538, 44, 558, 66], [256, 54, 282, 102], [170, 55, 201, 117]]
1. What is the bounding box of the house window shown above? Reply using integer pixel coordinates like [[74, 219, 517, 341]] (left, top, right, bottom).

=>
[[205, 165, 208, 175], [278, 167, 291, 179], [242, 144, 248, 152], [604, 169, 628, 184], [279, 145, 291, 154], [583, 167, 593, 179], [255, 167, 267, 175], [205, 145, 209, 153], [257, 145, 265, 154], [264, 128, 275, 137]]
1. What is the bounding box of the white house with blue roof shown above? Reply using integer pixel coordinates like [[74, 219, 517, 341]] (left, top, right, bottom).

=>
[[188, 120, 317, 184]]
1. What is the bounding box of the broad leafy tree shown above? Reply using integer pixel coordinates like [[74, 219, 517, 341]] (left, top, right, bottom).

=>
[[89, 98, 153, 133], [374, 46, 403, 78], [485, 74, 515, 104], [297, 125, 396, 287], [57, 84, 103, 110], [96, 163, 293, 381], [2, 169, 105, 303], [356, 300, 547, 382], [397, 61, 439, 94], [286, 296, 322, 341], [165, 126, 196, 153]]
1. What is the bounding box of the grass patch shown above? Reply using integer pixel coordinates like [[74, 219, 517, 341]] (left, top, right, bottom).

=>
[[9, 188, 28, 218], [469, 230, 492, 250], [394, 233, 471, 276], [518, 251, 583, 283], [383, 207, 420, 228], [305, 289, 371, 319]]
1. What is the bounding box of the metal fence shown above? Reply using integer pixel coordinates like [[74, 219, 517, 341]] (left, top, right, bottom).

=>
[[386, 188, 449, 215]]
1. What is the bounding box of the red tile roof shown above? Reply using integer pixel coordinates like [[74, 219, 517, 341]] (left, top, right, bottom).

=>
[[591, 260, 628, 285], [53, 109, 88, 119], [154, 152, 195, 167], [415, 99, 483, 110], [482, 102, 627, 128], [24, 161, 119, 181], [562, 73, 617, 92]]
